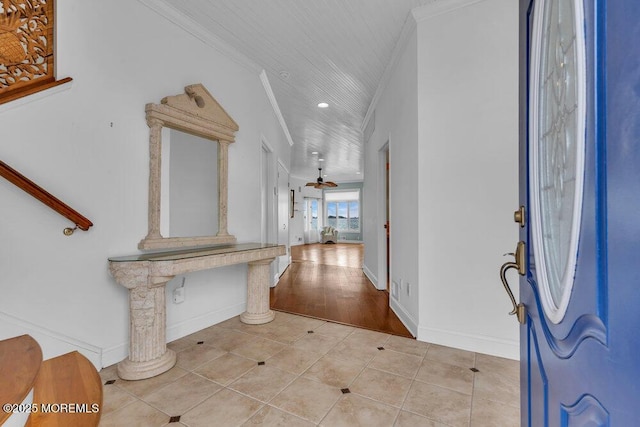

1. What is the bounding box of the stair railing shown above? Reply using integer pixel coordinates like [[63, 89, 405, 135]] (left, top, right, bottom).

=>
[[0, 160, 93, 235]]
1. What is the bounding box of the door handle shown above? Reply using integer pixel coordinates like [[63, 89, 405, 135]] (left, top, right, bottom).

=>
[[499, 241, 526, 324]]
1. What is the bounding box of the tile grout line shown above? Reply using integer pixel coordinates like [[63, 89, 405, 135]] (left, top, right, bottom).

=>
[[253, 325, 353, 425], [468, 352, 478, 427], [316, 334, 390, 426], [391, 341, 432, 425], [100, 310, 517, 426]]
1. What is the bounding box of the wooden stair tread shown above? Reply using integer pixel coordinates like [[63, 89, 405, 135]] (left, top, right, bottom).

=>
[[0, 335, 42, 425], [25, 351, 102, 427]]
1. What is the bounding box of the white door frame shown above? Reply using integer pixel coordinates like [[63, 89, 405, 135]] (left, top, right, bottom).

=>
[[261, 135, 279, 286], [276, 159, 290, 281], [376, 140, 390, 291], [260, 137, 273, 245]]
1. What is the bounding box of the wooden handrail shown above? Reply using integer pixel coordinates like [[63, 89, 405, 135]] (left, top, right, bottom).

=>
[[0, 160, 93, 232]]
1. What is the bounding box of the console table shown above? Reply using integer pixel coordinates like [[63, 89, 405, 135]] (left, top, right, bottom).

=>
[[108, 243, 285, 380]]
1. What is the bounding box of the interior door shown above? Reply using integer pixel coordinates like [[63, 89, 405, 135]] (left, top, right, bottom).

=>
[[509, 0, 640, 425]]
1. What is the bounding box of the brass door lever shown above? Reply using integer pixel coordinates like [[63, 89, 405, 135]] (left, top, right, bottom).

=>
[[499, 241, 526, 324]]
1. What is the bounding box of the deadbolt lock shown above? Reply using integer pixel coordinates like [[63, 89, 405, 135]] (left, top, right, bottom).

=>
[[514, 206, 526, 228]]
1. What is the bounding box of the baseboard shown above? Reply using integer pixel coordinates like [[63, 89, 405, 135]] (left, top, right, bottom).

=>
[[102, 302, 247, 368], [362, 264, 379, 289], [101, 343, 128, 369], [389, 298, 418, 337], [338, 240, 363, 244], [166, 302, 246, 343], [0, 311, 102, 369], [417, 325, 519, 360], [275, 259, 291, 282]]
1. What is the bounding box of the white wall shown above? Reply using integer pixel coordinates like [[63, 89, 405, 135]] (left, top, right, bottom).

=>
[[363, 0, 519, 357], [416, 0, 519, 358], [0, 0, 290, 367], [363, 26, 420, 331]]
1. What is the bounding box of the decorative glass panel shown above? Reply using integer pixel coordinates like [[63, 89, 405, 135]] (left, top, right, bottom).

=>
[[530, 0, 586, 323]]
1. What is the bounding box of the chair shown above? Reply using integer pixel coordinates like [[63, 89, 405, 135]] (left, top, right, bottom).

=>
[[321, 226, 339, 243]]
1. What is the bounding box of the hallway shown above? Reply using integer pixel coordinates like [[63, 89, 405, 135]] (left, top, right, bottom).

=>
[[270, 244, 411, 338]]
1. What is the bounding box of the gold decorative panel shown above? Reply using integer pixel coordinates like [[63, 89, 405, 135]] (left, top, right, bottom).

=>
[[0, 0, 67, 103]]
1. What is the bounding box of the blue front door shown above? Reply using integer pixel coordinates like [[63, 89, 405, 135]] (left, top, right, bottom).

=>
[[517, 0, 640, 425]]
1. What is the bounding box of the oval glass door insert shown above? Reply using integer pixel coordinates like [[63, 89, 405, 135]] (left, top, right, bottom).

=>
[[529, 0, 587, 324]]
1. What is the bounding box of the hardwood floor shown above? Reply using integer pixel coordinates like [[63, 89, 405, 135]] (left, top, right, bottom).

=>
[[270, 243, 412, 338]]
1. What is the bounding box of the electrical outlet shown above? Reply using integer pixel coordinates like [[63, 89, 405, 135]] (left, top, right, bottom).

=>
[[173, 277, 185, 304], [173, 287, 185, 303], [391, 281, 398, 298]]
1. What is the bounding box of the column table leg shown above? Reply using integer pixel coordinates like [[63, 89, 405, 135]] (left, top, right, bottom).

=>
[[117, 281, 176, 380], [241, 258, 276, 324]]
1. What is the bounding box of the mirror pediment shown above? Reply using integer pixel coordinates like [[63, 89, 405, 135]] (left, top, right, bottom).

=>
[[147, 84, 239, 142], [139, 84, 237, 250]]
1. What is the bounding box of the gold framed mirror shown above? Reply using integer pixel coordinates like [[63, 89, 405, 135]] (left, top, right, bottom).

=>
[[139, 84, 238, 250]]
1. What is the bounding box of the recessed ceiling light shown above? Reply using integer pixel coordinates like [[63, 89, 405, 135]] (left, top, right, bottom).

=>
[[317, 102, 329, 108], [356, 172, 361, 174], [318, 158, 325, 162], [311, 151, 318, 155], [324, 174, 328, 177], [279, 70, 290, 80]]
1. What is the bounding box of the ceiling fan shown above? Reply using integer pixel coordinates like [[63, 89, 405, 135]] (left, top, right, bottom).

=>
[[305, 167, 338, 189]]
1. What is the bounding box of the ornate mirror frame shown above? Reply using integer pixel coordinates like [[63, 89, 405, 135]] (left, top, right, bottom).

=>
[[139, 83, 238, 250]]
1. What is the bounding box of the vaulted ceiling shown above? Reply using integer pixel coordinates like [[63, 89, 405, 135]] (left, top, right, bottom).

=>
[[148, 0, 435, 182]]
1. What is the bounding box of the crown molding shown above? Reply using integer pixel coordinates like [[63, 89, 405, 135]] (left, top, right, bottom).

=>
[[361, 13, 417, 132], [136, 0, 261, 73], [137, 1, 294, 147], [260, 70, 294, 147], [411, 0, 486, 22], [361, 0, 488, 132]]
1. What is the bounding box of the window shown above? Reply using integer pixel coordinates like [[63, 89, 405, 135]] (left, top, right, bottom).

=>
[[309, 199, 319, 230], [325, 190, 360, 232]]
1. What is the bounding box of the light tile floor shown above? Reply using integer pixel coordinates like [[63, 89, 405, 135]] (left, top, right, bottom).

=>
[[99, 312, 519, 427]]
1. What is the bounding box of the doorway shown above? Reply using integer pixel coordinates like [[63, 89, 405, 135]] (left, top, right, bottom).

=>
[[304, 198, 320, 244], [260, 142, 272, 245], [377, 142, 390, 292], [276, 160, 290, 278], [385, 148, 390, 292]]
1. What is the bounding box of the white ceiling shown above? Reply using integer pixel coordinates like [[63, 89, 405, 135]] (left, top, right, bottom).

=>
[[152, 0, 435, 182]]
